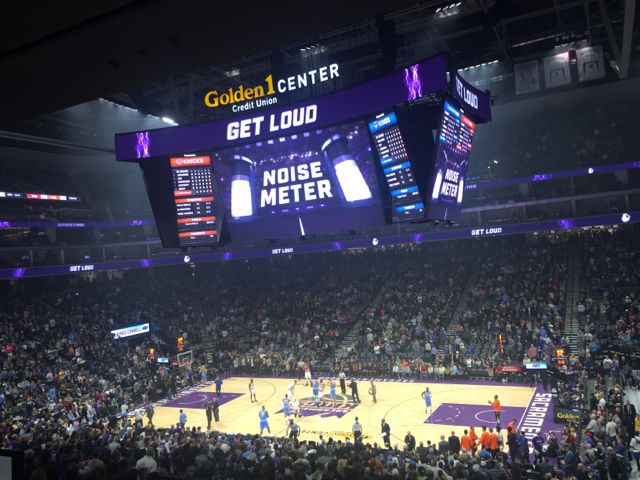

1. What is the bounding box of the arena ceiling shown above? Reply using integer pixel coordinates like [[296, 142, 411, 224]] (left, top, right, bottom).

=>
[[0, 0, 636, 163]]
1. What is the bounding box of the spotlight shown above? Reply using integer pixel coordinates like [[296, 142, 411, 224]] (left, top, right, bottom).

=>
[[587, 167, 594, 174], [372, 238, 379, 246], [621, 213, 631, 223], [183, 255, 190, 263]]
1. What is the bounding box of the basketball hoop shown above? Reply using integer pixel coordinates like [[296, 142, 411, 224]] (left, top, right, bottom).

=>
[[177, 350, 193, 368]]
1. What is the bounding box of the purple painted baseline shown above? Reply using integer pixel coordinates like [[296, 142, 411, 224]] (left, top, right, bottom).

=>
[[0, 211, 638, 279], [115, 56, 447, 162]]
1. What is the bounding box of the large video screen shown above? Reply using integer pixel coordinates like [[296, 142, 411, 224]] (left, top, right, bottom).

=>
[[427, 100, 476, 221], [121, 56, 490, 247], [211, 119, 383, 242]]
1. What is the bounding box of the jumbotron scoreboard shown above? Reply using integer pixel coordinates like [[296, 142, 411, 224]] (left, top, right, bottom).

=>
[[116, 54, 491, 248]]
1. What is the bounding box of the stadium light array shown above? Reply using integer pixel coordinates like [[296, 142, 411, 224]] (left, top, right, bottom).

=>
[[435, 2, 462, 19], [458, 60, 499, 71]]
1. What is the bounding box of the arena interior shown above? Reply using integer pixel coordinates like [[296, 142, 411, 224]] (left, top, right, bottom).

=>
[[1, 1, 640, 479]]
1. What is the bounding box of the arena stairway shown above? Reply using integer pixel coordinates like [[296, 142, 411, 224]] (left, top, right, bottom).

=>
[[315, 268, 398, 373], [563, 239, 583, 354]]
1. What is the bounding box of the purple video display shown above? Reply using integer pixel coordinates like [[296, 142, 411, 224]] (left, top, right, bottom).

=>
[[211, 120, 383, 242], [428, 101, 476, 221]]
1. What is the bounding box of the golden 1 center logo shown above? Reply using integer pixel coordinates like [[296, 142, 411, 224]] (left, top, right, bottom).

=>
[[204, 64, 340, 113]]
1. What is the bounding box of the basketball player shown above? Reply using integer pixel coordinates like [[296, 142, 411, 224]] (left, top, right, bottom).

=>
[[259, 406, 270, 435], [369, 381, 377, 403], [329, 379, 337, 403], [422, 387, 432, 419], [488, 394, 501, 423], [291, 397, 302, 418], [318, 379, 325, 404], [249, 379, 257, 403], [287, 380, 296, 400], [304, 364, 312, 386], [282, 395, 291, 419]]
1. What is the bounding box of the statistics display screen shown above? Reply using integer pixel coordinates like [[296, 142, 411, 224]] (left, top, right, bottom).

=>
[[369, 112, 424, 221], [170, 155, 222, 246], [211, 119, 383, 242], [428, 101, 476, 220]]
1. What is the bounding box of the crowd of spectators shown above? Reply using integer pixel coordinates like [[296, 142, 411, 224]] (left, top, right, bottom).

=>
[[469, 91, 639, 181], [12, 418, 637, 480], [0, 228, 639, 479]]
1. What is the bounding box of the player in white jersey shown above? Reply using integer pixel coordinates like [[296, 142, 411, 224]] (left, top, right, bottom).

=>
[[318, 379, 326, 404], [249, 379, 257, 403], [291, 397, 302, 418], [287, 380, 297, 400], [304, 365, 312, 385]]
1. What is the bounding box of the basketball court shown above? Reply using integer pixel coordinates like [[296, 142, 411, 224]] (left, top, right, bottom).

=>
[[147, 376, 561, 447]]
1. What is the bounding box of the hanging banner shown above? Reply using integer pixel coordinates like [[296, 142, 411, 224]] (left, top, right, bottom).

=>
[[514, 60, 541, 95], [576, 45, 605, 82], [543, 52, 571, 88]]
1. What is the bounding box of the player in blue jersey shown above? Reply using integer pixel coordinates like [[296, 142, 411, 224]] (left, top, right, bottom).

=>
[[311, 379, 320, 404], [329, 380, 337, 403], [282, 395, 291, 419], [422, 387, 432, 419], [259, 406, 270, 435]]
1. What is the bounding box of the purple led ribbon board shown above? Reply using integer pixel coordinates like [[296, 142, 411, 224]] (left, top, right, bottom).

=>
[[1, 211, 636, 280], [115, 55, 448, 162]]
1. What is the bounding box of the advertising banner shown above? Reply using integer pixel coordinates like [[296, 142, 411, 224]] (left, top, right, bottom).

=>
[[115, 55, 448, 162]]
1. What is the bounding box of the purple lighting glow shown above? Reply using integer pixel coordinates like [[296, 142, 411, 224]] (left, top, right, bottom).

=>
[[139, 259, 151, 267], [557, 219, 573, 229], [403, 64, 423, 101], [12, 268, 25, 278], [135, 132, 151, 159], [0, 221, 10, 228], [532, 173, 551, 182], [223, 251, 232, 260]]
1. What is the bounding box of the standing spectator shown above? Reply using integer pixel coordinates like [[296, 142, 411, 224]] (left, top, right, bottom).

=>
[[179, 409, 187, 428], [438, 434, 450, 454], [405, 431, 416, 451], [449, 430, 461, 454]]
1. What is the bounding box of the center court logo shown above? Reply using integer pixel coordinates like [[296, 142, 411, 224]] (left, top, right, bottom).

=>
[[276, 395, 358, 419]]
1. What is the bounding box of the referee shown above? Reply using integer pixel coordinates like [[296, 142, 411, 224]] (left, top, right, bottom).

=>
[[287, 419, 300, 441], [352, 416, 363, 442]]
